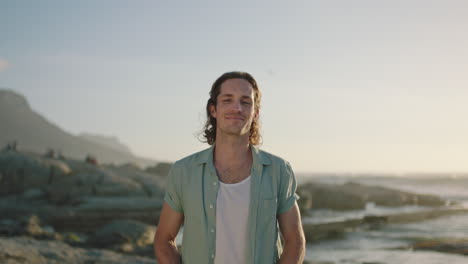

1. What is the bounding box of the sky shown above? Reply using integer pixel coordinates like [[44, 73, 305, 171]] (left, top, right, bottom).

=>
[[1, 0, 467, 174]]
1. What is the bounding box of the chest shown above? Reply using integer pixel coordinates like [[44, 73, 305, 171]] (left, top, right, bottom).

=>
[[217, 165, 252, 184]]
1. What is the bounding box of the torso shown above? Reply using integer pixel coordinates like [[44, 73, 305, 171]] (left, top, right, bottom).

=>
[[215, 155, 252, 184]]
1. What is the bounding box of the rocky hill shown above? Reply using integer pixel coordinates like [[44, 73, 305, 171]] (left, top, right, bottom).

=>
[[0, 89, 156, 167]]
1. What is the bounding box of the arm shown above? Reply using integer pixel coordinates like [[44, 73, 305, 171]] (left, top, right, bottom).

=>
[[154, 202, 184, 264], [277, 202, 306, 264]]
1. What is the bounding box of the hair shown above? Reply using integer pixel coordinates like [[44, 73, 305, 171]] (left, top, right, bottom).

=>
[[200, 71, 262, 146]]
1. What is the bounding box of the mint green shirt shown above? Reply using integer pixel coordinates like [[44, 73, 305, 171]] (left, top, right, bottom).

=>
[[164, 145, 299, 264]]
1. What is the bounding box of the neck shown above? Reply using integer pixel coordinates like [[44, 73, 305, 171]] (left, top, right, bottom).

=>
[[213, 135, 251, 168]]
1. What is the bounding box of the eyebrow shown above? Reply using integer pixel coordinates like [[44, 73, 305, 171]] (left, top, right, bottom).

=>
[[219, 94, 253, 100]]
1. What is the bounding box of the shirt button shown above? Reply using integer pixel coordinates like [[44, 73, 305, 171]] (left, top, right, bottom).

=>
[[211, 228, 215, 233], [210, 204, 213, 209], [213, 182, 217, 186], [211, 254, 215, 259]]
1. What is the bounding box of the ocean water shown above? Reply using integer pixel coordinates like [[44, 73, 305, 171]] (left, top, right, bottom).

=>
[[302, 175, 468, 264]]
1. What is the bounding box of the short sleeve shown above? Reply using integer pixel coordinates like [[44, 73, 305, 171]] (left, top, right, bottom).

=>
[[277, 161, 300, 214], [163, 163, 183, 213]]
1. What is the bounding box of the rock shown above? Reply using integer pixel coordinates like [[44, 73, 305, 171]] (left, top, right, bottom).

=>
[[90, 219, 156, 247], [302, 208, 468, 242], [107, 165, 165, 199], [343, 182, 445, 207], [0, 150, 166, 237], [45, 167, 147, 205], [0, 196, 164, 233], [61, 232, 88, 246], [297, 183, 366, 211], [89, 219, 156, 254], [22, 188, 46, 200], [20, 215, 44, 236], [0, 236, 157, 264], [0, 218, 18, 236], [302, 218, 363, 242], [403, 238, 468, 256], [0, 215, 58, 240], [0, 151, 71, 195], [145, 162, 172, 177], [297, 181, 446, 212]]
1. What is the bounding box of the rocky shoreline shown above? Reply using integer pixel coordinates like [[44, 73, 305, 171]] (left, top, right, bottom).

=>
[[1, 148, 468, 263], [302, 207, 468, 242]]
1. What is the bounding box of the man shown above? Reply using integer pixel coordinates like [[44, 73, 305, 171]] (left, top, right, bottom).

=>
[[154, 71, 305, 264]]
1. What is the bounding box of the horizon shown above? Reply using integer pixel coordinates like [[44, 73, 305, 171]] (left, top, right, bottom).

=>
[[1, 1, 468, 174], [1, 87, 468, 175]]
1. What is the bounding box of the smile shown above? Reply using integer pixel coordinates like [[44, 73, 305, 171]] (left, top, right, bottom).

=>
[[225, 116, 244, 120]]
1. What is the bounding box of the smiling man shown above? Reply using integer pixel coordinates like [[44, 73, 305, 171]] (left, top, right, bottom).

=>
[[154, 71, 305, 264]]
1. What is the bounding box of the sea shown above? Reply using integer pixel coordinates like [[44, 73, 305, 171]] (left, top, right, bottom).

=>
[[297, 174, 468, 264]]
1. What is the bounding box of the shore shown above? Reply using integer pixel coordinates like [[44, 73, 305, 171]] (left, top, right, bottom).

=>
[[1, 149, 468, 263]]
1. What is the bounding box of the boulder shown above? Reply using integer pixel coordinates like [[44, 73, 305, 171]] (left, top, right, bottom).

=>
[[297, 183, 365, 211], [107, 165, 165, 198], [0, 150, 71, 195], [89, 219, 156, 254], [145, 162, 172, 177], [342, 182, 445, 207], [297, 181, 446, 212], [45, 167, 147, 205]]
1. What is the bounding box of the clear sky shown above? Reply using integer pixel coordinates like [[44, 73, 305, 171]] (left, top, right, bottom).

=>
[[1, 0, 467, 174]]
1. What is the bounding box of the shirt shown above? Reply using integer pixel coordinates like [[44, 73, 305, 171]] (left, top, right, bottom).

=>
[[164, 145, 300, 264], [214, 175, 251, 264]]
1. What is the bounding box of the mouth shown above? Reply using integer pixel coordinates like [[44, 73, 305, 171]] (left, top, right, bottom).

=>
[[225, 116, 244, 121]]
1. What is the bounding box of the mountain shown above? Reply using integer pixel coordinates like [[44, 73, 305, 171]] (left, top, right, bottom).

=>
[[78, 133, 133, 154], [0, 89, 157, 168]]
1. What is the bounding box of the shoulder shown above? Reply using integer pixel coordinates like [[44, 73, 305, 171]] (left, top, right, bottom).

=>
[[172, 147, 212, 169], [256, 147, 291, 168]]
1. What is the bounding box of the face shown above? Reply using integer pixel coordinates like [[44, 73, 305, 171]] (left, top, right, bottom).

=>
[[209, 78, 258, 139]]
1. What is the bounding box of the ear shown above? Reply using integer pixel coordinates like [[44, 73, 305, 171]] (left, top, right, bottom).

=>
[[253, 108, 259, 121], [209, 104, 217, 118]]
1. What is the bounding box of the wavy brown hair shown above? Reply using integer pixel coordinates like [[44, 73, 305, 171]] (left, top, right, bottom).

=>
[[200, 71, 262, 146]]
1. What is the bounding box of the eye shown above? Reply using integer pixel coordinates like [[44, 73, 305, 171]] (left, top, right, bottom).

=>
[[223, 99, 232, 103], [242, 101, 252, 105]]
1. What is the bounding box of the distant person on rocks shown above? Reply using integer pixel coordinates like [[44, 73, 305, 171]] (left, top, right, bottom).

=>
[[154, 71, 305, 264]]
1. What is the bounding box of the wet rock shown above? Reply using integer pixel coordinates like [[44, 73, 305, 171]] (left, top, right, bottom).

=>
[[407, 238, 468, 256], [303, 218, 363, 242], [302, 208, 468, 242]]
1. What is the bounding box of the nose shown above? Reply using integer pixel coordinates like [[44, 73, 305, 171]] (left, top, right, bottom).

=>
[[230, 100, 242, 112]]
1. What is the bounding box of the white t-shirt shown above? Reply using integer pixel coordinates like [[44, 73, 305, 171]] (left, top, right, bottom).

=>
[[214, 175, 251, 264]]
